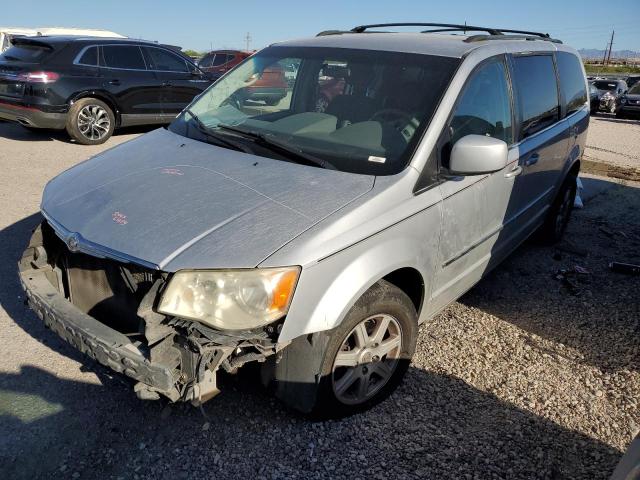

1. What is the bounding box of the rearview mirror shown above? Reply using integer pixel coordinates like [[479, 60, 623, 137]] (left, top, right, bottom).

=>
[[449, 135, 508, 175]]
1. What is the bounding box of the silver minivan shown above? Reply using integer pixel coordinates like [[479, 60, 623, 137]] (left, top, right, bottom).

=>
[[19, 23, 589, 416]]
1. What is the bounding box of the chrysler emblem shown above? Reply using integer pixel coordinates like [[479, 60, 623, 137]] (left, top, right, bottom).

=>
[[67, 233, 80, 252]]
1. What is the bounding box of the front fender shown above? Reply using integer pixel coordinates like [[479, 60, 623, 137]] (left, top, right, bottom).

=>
[[277, 203, 441, 344]]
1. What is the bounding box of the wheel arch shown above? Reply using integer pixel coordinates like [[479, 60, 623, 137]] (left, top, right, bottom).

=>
[[382, 267, 425, 316], [276, 216, 439, 345], [68, 91, 121, 126]]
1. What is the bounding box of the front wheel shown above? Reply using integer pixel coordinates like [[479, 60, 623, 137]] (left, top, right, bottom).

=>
[[66, 98, 115, 145], [312, 280, 418, 417]]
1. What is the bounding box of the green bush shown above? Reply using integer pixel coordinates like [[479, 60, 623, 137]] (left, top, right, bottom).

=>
[[584, 64, 640, 75]]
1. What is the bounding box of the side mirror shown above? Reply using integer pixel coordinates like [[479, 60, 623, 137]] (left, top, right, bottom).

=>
[[449, 134, 508, 175]]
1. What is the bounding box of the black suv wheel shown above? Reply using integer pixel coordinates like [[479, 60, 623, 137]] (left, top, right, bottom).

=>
[[66, 98, 115, 145]]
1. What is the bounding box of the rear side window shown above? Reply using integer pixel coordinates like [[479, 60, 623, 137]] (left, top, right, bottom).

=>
[[102, 46, 146, 70], [556, 52, 587, 116], [450, 57, 513, 146], [211, 54, 228, 66], [145, 47, 188, 72], [77, 46, 98, 66], [199, 55, 213, 68], [511, 55, 559, 138], [0, 44, 51, 63]]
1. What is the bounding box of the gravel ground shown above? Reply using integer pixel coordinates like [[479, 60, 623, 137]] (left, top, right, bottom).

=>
[[585, 114, 640, 171], [0, 121, 639, 480]]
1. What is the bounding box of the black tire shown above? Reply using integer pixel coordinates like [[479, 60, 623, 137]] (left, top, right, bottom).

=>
[[65, 98, 115, 145], [616, 110, 627, 119], [537, 172, 577, 245], [306, 280, 418, 418]]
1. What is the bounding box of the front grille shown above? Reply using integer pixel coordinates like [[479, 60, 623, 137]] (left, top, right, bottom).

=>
[[42, 221, 161, 335]]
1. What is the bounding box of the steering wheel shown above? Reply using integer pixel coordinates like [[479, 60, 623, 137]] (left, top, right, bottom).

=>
[[221, 92, 243, 110], [370, 109, 420, 142]]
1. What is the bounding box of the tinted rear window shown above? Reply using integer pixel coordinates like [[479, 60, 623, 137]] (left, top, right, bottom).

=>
[[0, 44, 51, 63], [77, 46, 98, 66], [511, 55, 559, 138], [199, 54, 213, 68], [212, 54, 228, 66], [556, 52, 587, 116], [593, 80, 618, 91], [102, 46, 146, 70], [145, 47, 188, 72]]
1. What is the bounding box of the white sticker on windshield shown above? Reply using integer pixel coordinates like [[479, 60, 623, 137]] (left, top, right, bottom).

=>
[[368, 155, 386, 163]]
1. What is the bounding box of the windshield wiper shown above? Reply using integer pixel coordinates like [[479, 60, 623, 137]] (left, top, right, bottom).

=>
[[216, 124, 336, 170], [184, 109, 253, 154]]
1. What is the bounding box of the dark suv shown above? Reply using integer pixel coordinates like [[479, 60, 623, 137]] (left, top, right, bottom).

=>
[[0, 36, 212, 144]]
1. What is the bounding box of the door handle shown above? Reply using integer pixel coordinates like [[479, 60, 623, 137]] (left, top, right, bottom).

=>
[[525, 153, 539, 167], [504, 165, 523, 178], [162, 81, 173, 87], [107, 79, 121, 86]]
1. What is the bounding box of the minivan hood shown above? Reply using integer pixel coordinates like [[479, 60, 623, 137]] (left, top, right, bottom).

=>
[[42, 128, 374, 271]]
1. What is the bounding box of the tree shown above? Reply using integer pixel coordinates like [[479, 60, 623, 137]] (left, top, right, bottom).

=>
[[183, 49, 201, 58]]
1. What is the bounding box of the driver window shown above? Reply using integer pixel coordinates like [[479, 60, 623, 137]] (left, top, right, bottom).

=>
[[449, 58, 513, 146]]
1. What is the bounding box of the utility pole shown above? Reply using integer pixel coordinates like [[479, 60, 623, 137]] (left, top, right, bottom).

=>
[[244, 32, 251, 52], [606, 29, 615, 65]]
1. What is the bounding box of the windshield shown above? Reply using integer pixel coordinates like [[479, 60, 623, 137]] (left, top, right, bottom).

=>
[[593, 80, 618, 91], [169, 46, 459, 175], [628, 83, 640, 95]]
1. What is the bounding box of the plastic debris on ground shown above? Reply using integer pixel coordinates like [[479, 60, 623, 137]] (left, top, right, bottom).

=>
[[574, 177, 584, 209], [609, 262, 640, 276]]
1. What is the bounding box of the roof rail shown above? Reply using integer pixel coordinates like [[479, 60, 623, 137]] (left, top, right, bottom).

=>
[[351, 23, 504, 35], [316, 30, 351, 37], [342, 23, 560, 43], [465, 34, 562, 44]]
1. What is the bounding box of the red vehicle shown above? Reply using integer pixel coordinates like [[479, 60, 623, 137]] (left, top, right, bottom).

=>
[[243, 64, 288, 106], [199, 49, 288, 106], [198, 49, 249, 80]]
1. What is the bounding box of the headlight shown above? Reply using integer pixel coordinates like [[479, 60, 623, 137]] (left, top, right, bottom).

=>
[[157, 267, 300, 330]]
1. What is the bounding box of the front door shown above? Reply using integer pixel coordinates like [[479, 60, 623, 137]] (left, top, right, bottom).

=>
[[430, 55, 522, 312], [143, 46, 209, 119], [99, 44, 164, 125]]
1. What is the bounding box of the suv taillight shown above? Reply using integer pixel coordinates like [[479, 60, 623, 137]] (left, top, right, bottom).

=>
[[18, 71, 60, 83]]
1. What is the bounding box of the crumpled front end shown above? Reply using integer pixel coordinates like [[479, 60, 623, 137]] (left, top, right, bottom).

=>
[[19, 220, 283, 404]]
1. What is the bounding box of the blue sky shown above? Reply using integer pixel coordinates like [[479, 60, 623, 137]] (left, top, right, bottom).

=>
[[3, 0, 639, 52]]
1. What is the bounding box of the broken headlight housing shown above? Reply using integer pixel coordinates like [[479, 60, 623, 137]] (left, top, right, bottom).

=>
[[157, 267, 300, 330]]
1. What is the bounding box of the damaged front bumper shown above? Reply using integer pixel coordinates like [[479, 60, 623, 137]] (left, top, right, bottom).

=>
[[19, 222, 281, 404]]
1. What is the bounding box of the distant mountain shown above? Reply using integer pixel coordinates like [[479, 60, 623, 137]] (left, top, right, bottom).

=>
[[579, 48, 640, 60]]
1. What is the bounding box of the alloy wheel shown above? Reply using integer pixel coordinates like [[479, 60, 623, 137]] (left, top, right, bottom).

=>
[[331, 313, 402, 405], [77, 105, 111, 141]]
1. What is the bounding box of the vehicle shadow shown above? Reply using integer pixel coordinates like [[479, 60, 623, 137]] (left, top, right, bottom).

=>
[[0, 364, 622, 480], [460, 177, 640, 373], [0, 121, 159, 143]]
